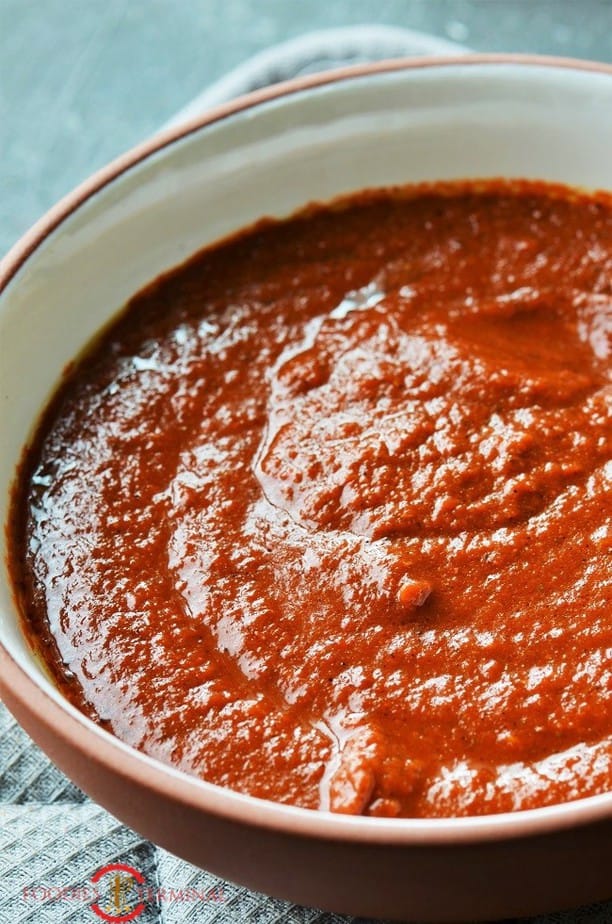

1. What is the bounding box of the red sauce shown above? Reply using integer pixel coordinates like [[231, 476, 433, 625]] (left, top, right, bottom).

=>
[[9, 181, 612, 817]]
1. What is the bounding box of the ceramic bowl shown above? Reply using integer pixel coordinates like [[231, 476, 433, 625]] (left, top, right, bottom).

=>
[[1, 56, 611, 922]]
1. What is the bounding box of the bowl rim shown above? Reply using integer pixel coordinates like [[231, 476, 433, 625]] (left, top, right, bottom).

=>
[[1, 53, 612, 846]]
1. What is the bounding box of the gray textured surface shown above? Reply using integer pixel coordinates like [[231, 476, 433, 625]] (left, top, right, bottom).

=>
[[1, 0, 612, 256], [1, 3, 612, 923]]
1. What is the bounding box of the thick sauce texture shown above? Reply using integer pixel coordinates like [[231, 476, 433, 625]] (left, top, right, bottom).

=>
[[10, 182, 612, 817]]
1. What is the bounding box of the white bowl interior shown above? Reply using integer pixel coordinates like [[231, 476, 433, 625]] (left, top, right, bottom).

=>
[[2, 60, 612, 729]]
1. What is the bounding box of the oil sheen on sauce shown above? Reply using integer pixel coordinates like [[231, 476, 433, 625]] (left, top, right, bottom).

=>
[[9, 181, 612, 817]]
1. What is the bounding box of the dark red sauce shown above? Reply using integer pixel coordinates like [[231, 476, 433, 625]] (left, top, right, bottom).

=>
[[9, 181, 612, 817]]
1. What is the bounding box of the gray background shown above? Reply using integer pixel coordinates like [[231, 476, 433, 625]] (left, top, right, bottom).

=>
[[1, 0, 612, 257], [1, 2, 612, 923]]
